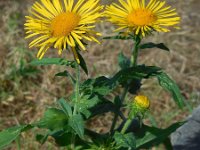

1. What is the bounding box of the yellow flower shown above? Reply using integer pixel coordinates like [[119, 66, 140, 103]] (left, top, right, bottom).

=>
[[105, 0, 180, 36], [25, 0, 103, 62], [134, 95, 150, 109]]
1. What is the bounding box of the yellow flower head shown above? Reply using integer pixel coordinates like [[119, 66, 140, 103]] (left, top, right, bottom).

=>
[[105, 0, 180, 36], [134, 95, 150, 109], [25, 0, 103, 61]]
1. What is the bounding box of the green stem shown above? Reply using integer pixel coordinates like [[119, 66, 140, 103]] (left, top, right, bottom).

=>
[[121, 119, 132, 134], [16, 137, 21, 150], [110, 85, 129, 133], [110, 36, 141, 133], [131, 36, 141, 66], [73, 62, 80, 115]]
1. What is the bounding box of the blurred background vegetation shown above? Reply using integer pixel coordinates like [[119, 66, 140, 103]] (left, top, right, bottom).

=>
[[0, 0, 200, 149]]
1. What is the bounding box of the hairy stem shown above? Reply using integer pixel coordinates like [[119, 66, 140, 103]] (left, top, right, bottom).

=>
[[120, 36, 142, 134], [110, 36, 141, 134], [131, 36, 141, 66], [73, 62, 80, 115]]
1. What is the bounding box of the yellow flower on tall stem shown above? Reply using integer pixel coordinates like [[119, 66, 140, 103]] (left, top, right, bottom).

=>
[[105, 0, 180, 36], [25, 0, 103, 63]]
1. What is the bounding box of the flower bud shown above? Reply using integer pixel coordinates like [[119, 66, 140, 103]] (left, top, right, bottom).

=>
[[134, 95, 150, 109], [129, 95, 150, 118]]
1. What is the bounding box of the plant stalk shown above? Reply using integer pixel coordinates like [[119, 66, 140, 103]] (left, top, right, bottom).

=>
[[120, 37, 142, 134], [131, 36, 141, 66], [121, 119, 132, 134], [73, 62, 80, 115], [110, 36, 141, 134]]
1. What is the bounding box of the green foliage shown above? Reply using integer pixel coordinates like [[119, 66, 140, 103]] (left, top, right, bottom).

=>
[[0, 14, 186, 149], [77, 51, 88, 75], [76, 94, 101, 118], [36, 108, 68, 131], [118, 52, 131, 69], [139, 42, 170, 51], [68, 114, 84, 139], [0, 125, 33, 149], [157, 72, 185, 108], [135, 122, 184, 149], [30, 58, 75, 67], [80, 65, 161, 97], [58, 98, 73, 117], [35, 133, 49, 144], [114, 132, 136, 149]]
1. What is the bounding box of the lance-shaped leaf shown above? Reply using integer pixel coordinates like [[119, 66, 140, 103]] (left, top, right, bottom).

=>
[[68, 114, 84, 139], [140, 42, 170, 51], [77, 51, 88, 75], [135, 122, 184, 149], [30, 58, 75, 67], [58, 98, 73, 117], [0, 125, 33, 149], [156, 72, 185, 108]]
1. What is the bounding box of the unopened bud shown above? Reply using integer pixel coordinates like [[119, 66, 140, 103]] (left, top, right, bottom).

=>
[[129, 95, 150, 118]]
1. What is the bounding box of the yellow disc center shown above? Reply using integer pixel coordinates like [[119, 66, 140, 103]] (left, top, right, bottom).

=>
[[127, 9, 156, 26], [51, 12, 80, 37]]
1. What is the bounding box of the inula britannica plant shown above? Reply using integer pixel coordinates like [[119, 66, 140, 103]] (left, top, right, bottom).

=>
[[0, 0, 185, 149]]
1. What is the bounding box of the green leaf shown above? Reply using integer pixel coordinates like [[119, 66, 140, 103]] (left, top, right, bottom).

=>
[[157, 72, 185, 108], [89, 100, 117, 118], [140, 42, 170, 51], [118, 52, 130, 69], [80, 65, 161, 96], [76, 95, 100, 118], [80, 76, 117, 96], [0, 125, 33, 149], [114, 132, 136, 149], [77, 51, 88, 75], [50, 130, 87, 147], [58, 98, 72, 117], [36, 108, 68, 131], [55, 70, 69, 77], [68, 114, 84, 139], [117, 65, 161, 82], [30, 58, 75, 67], [55, 70, 76, 83], [36, 134, 49, 144], [135, 122, 184, 149]]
